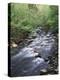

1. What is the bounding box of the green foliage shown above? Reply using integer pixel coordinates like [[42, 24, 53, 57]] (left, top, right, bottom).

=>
[[9, 3, 58, 43], [47, 6, 58, 28]]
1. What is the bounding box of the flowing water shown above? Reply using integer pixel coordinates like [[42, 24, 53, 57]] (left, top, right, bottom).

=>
[[11, 27, 57, 76]]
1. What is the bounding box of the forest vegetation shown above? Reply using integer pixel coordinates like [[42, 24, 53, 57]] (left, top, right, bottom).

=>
[[8, 3, 58, 45]]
